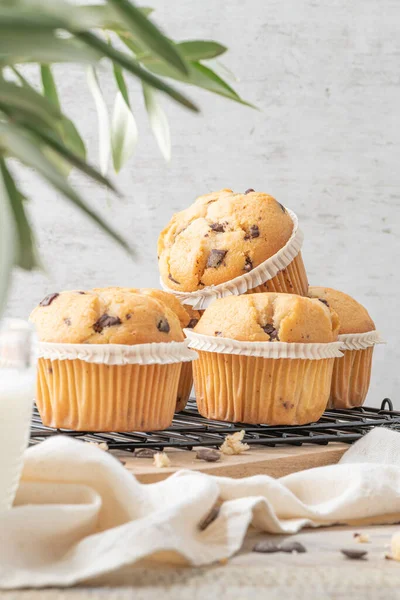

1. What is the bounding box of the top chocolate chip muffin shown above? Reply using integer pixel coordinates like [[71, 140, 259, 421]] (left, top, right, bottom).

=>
[[30, 288, 184, 344], [308, 286, 375, 335], [194, 293, 340, 343], [158, 189, 294, 292]]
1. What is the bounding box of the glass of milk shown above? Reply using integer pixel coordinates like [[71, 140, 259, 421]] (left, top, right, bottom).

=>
[[0, 319, 36, 512]]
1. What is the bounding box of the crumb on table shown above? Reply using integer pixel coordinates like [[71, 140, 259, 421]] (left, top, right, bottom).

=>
[[220, 430, 250, 455], [153, 452, 171, 468]]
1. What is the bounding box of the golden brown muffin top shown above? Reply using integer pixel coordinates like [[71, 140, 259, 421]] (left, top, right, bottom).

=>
[[308, 286, 375, 335], [30, 287, 184, 344], [194, 293, 340, 343], [158, 188, 294, 293]]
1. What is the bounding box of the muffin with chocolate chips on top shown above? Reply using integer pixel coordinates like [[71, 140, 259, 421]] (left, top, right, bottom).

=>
[[158, 188, 308, 308], [30, 288, 196, 432], [187, 293, 341, 425], [309, 286, 380, 409]]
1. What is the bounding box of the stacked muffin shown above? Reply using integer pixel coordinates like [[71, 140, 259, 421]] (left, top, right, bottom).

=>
[[159, 188, 382, 425], [30, 188, 382, 431]]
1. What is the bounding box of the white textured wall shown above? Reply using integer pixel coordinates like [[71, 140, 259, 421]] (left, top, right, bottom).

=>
[[6, 0, 400, 407]]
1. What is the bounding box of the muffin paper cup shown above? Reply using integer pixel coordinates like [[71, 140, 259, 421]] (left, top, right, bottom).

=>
[[184, 330, 344, 359], [37, 340, 197, 365], [176, 361, 193, 412], [329, 330, 384, 410], [36, 341, 198, 432], [338, 330, 385, 350], [160, 208, 306, 309], [186, 330, 342, 425]]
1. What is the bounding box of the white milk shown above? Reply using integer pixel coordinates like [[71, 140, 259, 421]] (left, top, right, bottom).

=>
[[0, 368, 35, 512]]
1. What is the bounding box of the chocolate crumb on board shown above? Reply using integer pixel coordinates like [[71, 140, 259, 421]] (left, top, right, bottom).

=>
[[244, 188, 255, 194], [93, 314, 122, 333], [198, 504, 220, 531], [318, 298, 329, 307], [168, 273, 181, 285], [341, 549, 368, 560], [210, 222, 225, 233], [253, 540, 306, 554], [262, 323, 280, 341], [196, 448, 221, 462], [187, 318, 199, 329], [39, 293, 59, 307], [157, 317, 170, 333], [64, 318, 71, 326], [220, 430, 250, 455], [207, 249, 227, 268], [153, 452, 171, 468], [76, 291, 86, 295], [135, 448, 157, 458], [244, 256, 253, 272]]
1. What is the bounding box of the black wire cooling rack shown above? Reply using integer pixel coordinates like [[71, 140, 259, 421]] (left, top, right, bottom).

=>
[[30, 398, 399, 452]]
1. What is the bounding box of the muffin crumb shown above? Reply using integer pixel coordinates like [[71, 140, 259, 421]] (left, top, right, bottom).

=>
[[153, 452, 171, 468], [220, 430, 250, 455], [353, 532, 370, 543], [86, 441, 109, 452]]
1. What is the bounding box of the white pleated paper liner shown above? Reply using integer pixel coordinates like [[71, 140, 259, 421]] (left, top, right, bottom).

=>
[[160, 208, 303, 310], [184, 329, 344, 360], [338, 330, 385, 351], [38, 340, 198, 366]]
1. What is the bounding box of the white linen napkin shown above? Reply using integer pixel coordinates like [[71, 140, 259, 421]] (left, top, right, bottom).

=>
[[1, 427, 400, 589]]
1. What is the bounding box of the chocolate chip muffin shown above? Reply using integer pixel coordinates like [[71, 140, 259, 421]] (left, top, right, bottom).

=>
[[188, 293, 341, 425], [30, 288, 195, 432], [309, 286, 378, 409], [158, 189, 308, 306]]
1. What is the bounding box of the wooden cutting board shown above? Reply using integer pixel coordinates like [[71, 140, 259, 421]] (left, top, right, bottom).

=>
[[115, 442, 349, 483]]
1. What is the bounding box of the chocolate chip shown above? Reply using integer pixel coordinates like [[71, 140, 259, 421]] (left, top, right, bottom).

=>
[[282, 401, 294, 410], [198, 505, 220, 531], [187, 318, 199, 329], [253, 540, 307, 554], [76, 291, 86, 295], [168, 273, 180, 285], [48, 367, 53, 374], [341, 549, 368, 560], [244, 188, 255, 194], [126, 313, 132, 320], [277, 201, 286, 213], [250, 225, 260, 238], [318, 298, 329, 307], [215, 331, 222, 337], [39, 293, 59, 307], [157, 317, 170, 333], [210, 222, 225, 233], [244, 256, 253, 272], [93, 314, 122, 333], [196, 448, 221, 462], [262, 323, 280, 341], [64, 318, 71, 326], [135, 448, 157, 458], [207, 249, 227, 268], [280, 541, 307, 554], [253, 541, 281, 553]]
